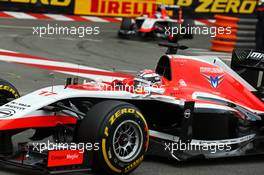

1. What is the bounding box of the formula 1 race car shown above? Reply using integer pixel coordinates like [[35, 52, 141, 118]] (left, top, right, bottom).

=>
[[118, 5, 194, 42], [1, 43, 264, 175]]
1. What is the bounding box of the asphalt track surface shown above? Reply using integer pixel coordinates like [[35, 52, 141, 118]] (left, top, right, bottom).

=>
[[0, 18, 263, 175]]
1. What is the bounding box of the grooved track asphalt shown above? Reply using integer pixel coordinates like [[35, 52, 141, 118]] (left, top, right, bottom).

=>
[[0, 18, 262, 175]]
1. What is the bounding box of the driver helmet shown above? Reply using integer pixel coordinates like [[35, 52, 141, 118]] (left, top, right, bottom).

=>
[[155, 5, 163, 18], [134, 70, 162, 89], [157, 6, 162, 12]]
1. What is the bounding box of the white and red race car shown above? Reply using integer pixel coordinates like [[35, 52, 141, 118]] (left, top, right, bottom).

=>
[[0, 43, 264, 174], [118, 5, 194, 42]]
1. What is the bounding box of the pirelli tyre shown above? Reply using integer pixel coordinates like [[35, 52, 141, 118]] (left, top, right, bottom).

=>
[[118, 18, 134, 38], [77, 100, 149, 175], [0, 78, 20, 106], [120, 18, 133, 30]]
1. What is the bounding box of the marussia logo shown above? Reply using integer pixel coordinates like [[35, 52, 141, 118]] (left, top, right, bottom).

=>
[[202, 74, 224, 88], [249, 52, 264, 60]]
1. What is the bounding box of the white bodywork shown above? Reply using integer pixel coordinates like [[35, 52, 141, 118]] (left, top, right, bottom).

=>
[[0, 85, 238, 120], [138, 17, 178, 30], [0, 54, 261, 121]]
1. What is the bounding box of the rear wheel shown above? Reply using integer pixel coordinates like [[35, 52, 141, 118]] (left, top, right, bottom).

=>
[[118, 18, 135, 38], [77, 100, 149, 175], [0, 78, 20, 106], [120, 18, 133, 30]]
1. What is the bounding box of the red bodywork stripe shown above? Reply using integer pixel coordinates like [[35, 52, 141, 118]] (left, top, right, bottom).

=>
[[0, 116, 76, 131]]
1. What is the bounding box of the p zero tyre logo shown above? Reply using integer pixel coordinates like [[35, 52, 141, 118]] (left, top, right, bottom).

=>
[[109, 108, 135, 125], [0, 85, 19, 98], [124, 155, 144, 173], [0, 108, 16, 118]]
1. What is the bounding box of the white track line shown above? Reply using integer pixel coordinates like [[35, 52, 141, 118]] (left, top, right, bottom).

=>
[[81, 16, 108, 23], [0, 54, 127, 81], [115, 17, 122, 21], [3, 11, 36, 19], [0, 24, 31, 29], [44, 14, 73, 21], [0, 55, 107, 72], [0, 49, 17, 53]]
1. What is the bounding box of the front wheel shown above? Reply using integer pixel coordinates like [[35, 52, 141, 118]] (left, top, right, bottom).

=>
[[77, 100, 149, 175], [0, 78, 20, 106]]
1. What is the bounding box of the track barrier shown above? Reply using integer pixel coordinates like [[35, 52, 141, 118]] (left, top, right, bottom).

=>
[[211, 15, 257, 53]]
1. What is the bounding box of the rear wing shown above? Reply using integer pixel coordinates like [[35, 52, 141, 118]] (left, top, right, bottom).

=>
[[231, 49, 264, 89], [231, 49, 264, 70]]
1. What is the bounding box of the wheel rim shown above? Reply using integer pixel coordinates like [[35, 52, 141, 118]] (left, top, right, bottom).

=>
[[113, 120, 143, 162]]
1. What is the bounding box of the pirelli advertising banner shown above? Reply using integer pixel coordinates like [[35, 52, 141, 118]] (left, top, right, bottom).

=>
[[74, 0, 174, 17], [0, 0, 74, 14], [177, 0, 258, 18], [0, 0, 259, 18], [73, 0, 258, 17]]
